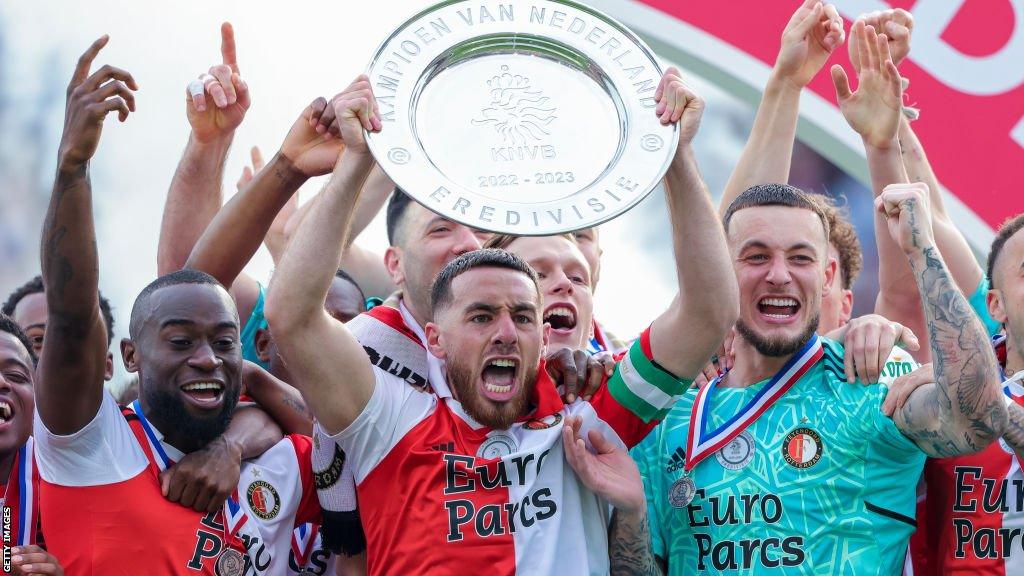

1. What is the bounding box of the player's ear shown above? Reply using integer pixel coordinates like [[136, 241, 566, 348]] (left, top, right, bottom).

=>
[[254, 328, 273, 363], [822, 254, 838, 297], [988, 288, 1008, 325], [385, 246, 405, 286], [121, 338, 139, 373], [425, 322, 446, 361], [105, 352, 115, 381], [840, 289, 854, 326]]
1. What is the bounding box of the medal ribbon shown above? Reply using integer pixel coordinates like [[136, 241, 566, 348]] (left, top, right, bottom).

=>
[[3, 437, 37, 546], [685, 333, 823, 471], [291, 522, 319, 568], [129, 400, 173, 471], [224, 489, 249, 537], [129, 402, 260, 571]]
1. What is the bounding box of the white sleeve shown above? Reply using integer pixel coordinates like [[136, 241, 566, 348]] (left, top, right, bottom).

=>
[[878, 346, 921, 387], [324, 367, 436, 484], [33, 391, 148, 486]]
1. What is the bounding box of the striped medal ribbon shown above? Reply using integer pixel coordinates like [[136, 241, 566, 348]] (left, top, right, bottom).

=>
[[685, 333, 823, 472]]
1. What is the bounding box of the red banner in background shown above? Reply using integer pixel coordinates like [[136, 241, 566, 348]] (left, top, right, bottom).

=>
[[622, 0, 1024, 239]]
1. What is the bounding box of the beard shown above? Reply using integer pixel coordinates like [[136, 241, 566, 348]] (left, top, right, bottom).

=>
[[735, 313, 820, 358], [143, 378, 239, 451], [446, 355, 537, 430]]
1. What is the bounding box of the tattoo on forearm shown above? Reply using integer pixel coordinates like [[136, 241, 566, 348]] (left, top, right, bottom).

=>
[[897, 237, 1005, 457], [609, 510, 663, 576], [282, 394, 312, 418]]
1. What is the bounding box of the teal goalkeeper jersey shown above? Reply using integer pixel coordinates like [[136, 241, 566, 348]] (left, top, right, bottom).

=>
[[631, 338, 925, 575]]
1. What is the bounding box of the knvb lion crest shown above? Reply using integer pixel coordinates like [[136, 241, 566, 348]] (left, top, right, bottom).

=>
[[472, 65, 557, 144]]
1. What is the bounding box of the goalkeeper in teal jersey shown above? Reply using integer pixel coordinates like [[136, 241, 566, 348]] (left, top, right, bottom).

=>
[[617, 183, 1005, 575]]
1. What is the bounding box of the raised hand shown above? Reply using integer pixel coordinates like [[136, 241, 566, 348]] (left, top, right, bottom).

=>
[[59, 36, 138, 169], [832, 21, 903, 148], [774, 0, 845, 88], [654, 66, 704, 144], [851, 9, 913, 72], [277, 96, 348, 177], [562, 416, 646, 514], [332, 74, 382, 155], [875, 182, 935, 256], [186, 23, 250, 143]]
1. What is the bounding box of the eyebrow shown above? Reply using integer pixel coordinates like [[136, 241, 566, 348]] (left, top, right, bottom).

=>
[[25, 323, 45, 332], [0, 357, 30, 372], [464, 302, 537, 314], [739, 240, 818, 253], [160, 319, 238, 330]]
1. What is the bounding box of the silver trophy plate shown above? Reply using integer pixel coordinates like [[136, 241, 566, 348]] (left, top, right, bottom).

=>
[[366, 0, 678, 235]]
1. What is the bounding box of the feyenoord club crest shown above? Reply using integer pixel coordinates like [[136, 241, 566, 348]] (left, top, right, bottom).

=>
[[247, 480, 281, 520], [668, 476, 696, 508], [782, 427, 823, 469], [216, 548, 245, 576], [477, 433, 518, 459], [715, 430, 755, 471], [525, 413, 563, 430]]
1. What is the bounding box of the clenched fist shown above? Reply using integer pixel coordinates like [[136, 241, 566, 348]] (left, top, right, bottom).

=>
[[875, 183, 935, 256]]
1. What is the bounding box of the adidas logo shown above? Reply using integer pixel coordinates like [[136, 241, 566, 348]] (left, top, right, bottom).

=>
[[666, 446, 687, 472], [430, 442, 455, 453]]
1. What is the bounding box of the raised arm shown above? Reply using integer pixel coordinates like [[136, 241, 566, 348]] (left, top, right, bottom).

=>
[[862, 9, 984, 314], [184, 96, 344, 285], [38, 37, 137, 435], [882, 184, 1006, 456], [264, 77, 380, 434], [337, 165, 397, 299], [832, 21, 928, 356], [157, 23, 249, 275], [719, 0, 844, 215], [648, 69, 738, 379]]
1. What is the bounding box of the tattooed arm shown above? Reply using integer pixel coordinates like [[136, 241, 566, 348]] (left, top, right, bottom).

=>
[[37, 37, 137, 435], [609, 508, 666, 576], [242, 361, 314, 435], [880, 184, 1006, 456], [560, 417, 665, 574]]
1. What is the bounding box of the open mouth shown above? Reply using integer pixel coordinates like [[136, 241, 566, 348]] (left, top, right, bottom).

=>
[[757, 297, 800, 320], [0, 400, 13, 424], [481, 358, 518, 400], [544, 305, 578, 333], [180, 381, 225, 406]]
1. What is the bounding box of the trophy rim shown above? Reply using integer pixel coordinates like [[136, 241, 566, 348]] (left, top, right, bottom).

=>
[[364, 0, 679, 235]]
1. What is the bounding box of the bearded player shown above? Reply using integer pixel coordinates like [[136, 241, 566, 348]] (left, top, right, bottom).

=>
[[263, 65, 736, 574], [32, 37, 343, 575]]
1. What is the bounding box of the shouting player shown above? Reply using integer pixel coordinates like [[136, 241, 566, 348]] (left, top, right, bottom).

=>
[[263, 66, 736, 574]]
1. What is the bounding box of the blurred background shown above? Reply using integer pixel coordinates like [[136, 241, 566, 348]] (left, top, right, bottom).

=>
[[0, 1, 880, 392]]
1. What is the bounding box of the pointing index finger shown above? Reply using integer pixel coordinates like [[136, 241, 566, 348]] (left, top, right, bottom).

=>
[[221, 22, 239, 74], [72, 35, 109, 88]]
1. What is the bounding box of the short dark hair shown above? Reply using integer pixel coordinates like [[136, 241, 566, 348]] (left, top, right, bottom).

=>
[[334, 268, 366, 303], [130, 269, 224, 339], [385, 188, 414, 246], [430, 249, 539, 312], [2, 276, 42, 317], [3, 275, 116, 345], [0, 312, 36, 365], [987, 214, 1024, 287], [723, 183, 831, 243]]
